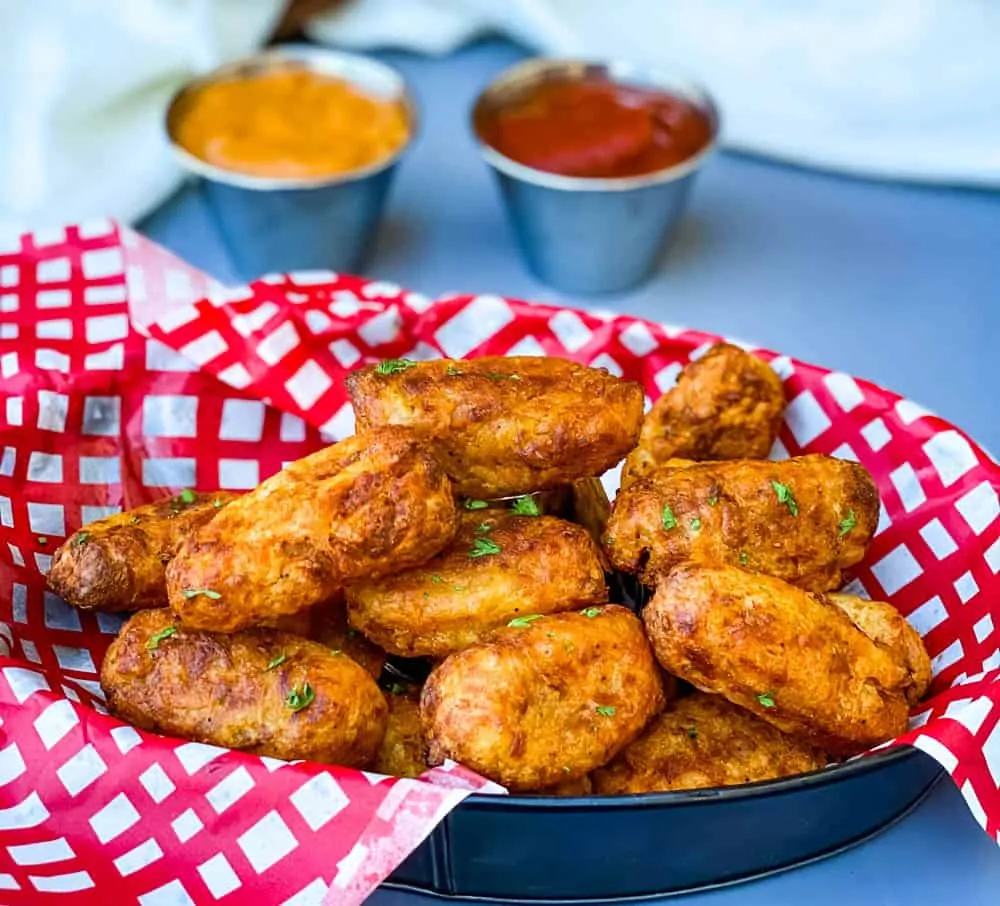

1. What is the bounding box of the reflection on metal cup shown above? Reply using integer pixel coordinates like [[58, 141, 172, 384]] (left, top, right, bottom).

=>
[[471, 59, 720, 295], [165, 46, 418, 282]]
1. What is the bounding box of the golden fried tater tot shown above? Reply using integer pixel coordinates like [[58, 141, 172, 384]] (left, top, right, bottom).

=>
[[101, 609, 387, 766], [622, 343, 785, 486], [606, 455, 879, 593], [827, 593, 932, 704], [422, 605, 665, 791], [307, 594, 388, 680], [167, 426, 458, 633], [643, 565, 911, 756], [592, 693, 828, 794], [346, 356, 644, 498], [48, 491, 240, 612], [347, 512, 607, 658], [372, 687, 428, 778]]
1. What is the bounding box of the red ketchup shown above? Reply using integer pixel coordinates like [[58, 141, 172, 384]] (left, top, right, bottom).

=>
[[476, 78, 713, 179]]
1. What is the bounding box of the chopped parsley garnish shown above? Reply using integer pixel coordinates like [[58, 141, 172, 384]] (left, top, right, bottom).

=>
[[146, 626, 177, 650], [75, 532, 90, 546], [130, 515, 142, 525], [446, 364, 463, 376], [463, 499, 489, 511], [739, 552, 750, 566], [182, 588, 221, 600], [484, 372, 521, 381], [265, 654, 287, 671], [387, 682, 407, 695], [179, 489, 197, 504], [508, 614, 544, 628], [604, 535, 615, 546], [595, 705, 616, 717], [468, 537, 501, 558], [838, 509, 857, 538], [687, 726, 698, 739], [771, 480, 798, 516], [511, 495, 541, 517], [689, 518, 702, 532], [37, 537, 47, 546], [708, 495, 719, 506], [661, 505, 677, 530], [375, 358, 416, 375], [431, 575, 444, 583], [286, 683, 315, 712], [330, 649, 342, 656], [476, 522, 493, 534], [581, 607, 602, 618], [757, 692, 776, 708], [212, 499, 224, 509], [453, 584, 467, 592]]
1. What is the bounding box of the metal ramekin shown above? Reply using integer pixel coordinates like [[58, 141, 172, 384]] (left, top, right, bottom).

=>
[[471, 58, 721, 295], [165, 45, 418, 281]]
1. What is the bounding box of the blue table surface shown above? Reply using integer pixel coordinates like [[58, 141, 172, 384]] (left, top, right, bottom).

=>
[[141, 38, 1000, 906]]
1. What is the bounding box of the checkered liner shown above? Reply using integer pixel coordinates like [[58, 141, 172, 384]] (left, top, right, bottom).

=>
[[0, 223, 998, 904]]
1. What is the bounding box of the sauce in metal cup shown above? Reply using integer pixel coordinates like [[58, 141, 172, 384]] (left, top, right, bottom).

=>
[[165, 46, 419, 281], [471, 59, 720, 295]]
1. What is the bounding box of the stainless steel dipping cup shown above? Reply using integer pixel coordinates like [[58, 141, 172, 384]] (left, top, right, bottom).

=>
[[471, 59, 720, 295], [165, 47, 417, 282]]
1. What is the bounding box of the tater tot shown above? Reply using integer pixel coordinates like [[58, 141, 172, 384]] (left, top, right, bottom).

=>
[[48, 491, 240, 612], [167, 426, 458, 633], [643, 564, 911, 756], [347, 511, 607, 658], [307, 593, 388, 680], [422, 605, 665, 791], [592, 693, 828, 794], [606, 455, 879, 593], [372, 687, 428, 779], [101, 609, 388, 766], [622, 343, 786, 486], [346, 356, 644, 498]]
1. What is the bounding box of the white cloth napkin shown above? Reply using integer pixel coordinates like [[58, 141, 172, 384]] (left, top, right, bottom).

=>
[[2, 0, 998, 236]]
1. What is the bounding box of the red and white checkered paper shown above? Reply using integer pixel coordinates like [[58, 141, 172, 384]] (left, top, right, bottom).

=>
[[0, 222, 998, 903]]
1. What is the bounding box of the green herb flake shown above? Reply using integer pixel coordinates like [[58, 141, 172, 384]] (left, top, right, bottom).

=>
[[484, 372, 520, 382], [562, 765, 572, 774], [476, 522, 493, 534], [581, 607, 602, 618], [182, 588, 222, 600], [286, 682, 315, 712], [739, 552, 749, 566], [453, 584, 467, 592], [511, 495, 541, 517], [771, 480, 799, 516], [37, 537, 47, 546], [130, 515, 142, 525], [431, 575, 444, 583], [146, 626, 177, 650], [662, 505, 678, 530], [690, 518, 702, 532], [463, 499, 489, 511], [604, 535, 615, 547], [330, 649, 342, 656], [687, 726, 698, 739], [446, 364, 463, 376], [838, 509, 857, 538], [708, 496, 719, 506], [75, 533, 90, 546], [375, 358, 417, 375], [387, 682, 407, 695], [468, 537, 501, 559], [508, 614, 544, 628], [757, 692, 776, 708], [265, 654, 287, 671], [212, 499, 224, 509], [595, 705, 616, 717]]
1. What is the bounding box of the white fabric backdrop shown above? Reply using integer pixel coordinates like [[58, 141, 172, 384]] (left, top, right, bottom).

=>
[[3, 0, 999, 235]]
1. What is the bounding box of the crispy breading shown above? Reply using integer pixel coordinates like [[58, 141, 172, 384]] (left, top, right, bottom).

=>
[[643, 564, 911, 756], [421, 605, 665, 791], [827, 593, 932, 704], [47, 491, 240, 612], [307, 594, 388, 680], [592, 692, 828, 794], [166, 426, 458, 633], [101, 609, 388, 766], [347, 512, 608, 658], [346, 356, 644, 498], [606, 455, 879, 592], [622, 343, 785, 486], [372, 688, 427, 778]]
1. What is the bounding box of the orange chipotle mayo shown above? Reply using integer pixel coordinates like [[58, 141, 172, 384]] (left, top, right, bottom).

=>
[[173, 67, 410, 180]]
